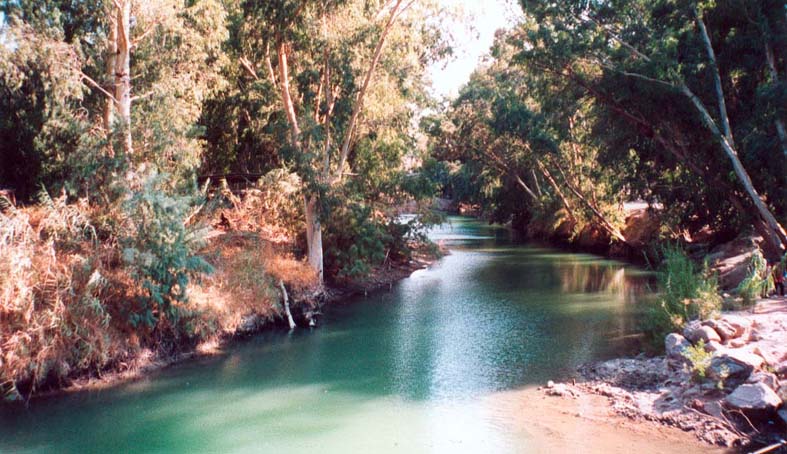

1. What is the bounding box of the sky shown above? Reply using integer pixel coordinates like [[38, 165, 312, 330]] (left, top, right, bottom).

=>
[[428, 0, 522, 100]]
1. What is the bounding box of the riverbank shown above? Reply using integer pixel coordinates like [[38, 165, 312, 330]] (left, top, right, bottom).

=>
[[28, 236, 442, 400], [539, 297, 787, 451]]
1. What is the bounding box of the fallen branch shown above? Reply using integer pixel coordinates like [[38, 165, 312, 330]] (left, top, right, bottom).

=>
[[279, 280, 296, 330]]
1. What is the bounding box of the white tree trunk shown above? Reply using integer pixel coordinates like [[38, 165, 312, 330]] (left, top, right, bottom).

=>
[[304, 195, 324, 283], [103, 12, 117, 135], [114, 0, 132, 156]]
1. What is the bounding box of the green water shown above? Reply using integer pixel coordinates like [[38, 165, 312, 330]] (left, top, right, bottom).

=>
[[1, 217, 660, 453]]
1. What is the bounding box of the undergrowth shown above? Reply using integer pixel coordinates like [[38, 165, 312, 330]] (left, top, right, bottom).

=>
[[641, 244, 721, 350]]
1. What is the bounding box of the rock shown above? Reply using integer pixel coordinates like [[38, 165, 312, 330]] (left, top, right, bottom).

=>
[[779, 409, 787, 426], [727, 338, 747, 349], [703, 400, 725, 419], [684, 321, 722, 344], [707, 350, 763, 388], [703, 319, 737, 342], [718, 315, 753, 339], [724, 383, 782, 412], [703, 341, 726, 354], [778, 384, 787, 403], [752, 343, 787, 368], [746, 371, 779, 391], [546, 380, 555, 389], [775, 361, 787, 377], [545, 383, 579, 398], [665, 333, 691, 359]]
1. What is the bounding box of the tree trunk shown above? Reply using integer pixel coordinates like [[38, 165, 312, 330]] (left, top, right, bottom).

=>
[[103, 13, 117, 136], [696, 11, 734, 144], [764, 40, 787, 157], [114, 0, 132, 156], [304, 195, 324, 283], [334, 0, 405, 181], [551, 157, 628, 244], [534, 159, 577, 224], [679, 84, 787, 252]]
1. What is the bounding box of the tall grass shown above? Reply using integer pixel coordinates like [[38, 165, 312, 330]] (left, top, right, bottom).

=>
[[642, 244, 721, 348], [0, 196, 127, 400]]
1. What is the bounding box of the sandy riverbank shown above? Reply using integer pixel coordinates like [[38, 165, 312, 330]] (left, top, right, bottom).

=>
[[538, 297, 787, 451]]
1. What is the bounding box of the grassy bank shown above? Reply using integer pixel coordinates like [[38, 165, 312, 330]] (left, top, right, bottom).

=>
[[0, 182, 438, 402]]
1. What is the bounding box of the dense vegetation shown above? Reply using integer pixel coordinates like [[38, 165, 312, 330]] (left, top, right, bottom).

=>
[[1, 0, 786, 400], [426, 0, 786, 260], [0, 0, 448, 399]]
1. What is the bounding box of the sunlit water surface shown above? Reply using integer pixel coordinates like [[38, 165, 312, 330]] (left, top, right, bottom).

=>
[[2, 217, 664, 453]]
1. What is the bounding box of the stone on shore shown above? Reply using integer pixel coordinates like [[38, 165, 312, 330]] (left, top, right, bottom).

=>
[[779, 409, 787, 426], [702, 319, 737, 342], [724, 383, 782, 412], [683, 321, 721, 344], [746, 371, 779, 391], [717, 315, 752, 340], [665, 333, 691, 360], [707, 350, 763, 387]]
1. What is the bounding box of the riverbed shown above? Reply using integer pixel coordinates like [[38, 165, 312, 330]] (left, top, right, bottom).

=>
[[0, 217, 714, 453]]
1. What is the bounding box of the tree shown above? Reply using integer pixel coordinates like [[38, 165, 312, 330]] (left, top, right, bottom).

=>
[[516, 0, 787, 255], [237, 0, 447, 282]]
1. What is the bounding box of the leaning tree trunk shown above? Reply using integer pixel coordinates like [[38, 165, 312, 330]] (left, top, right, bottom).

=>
[[114, 0, 132, 156]]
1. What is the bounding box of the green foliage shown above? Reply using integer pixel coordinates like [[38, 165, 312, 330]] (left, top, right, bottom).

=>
[[736, 249, 772, 306], [323, 203, 387, 280], [683, 340, 712, 382], [642, 245, 721, 346], [121, 174, 213, 329]]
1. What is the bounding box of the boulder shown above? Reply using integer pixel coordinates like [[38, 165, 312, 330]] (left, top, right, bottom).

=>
[[778, 384, 787, 403], [724, 383, 782, 412], [717, 315, 753, 339], [684, 321, 722, 344], [665, 333, 691, 360], [752, 343, 787, 368], [746, 371, 780, 391], [779, 409, 787, 426], [703, 400, 725, 419], [703, 341, 726, 354], [707, 350, 763, 388], [702, 319, 734, 342]]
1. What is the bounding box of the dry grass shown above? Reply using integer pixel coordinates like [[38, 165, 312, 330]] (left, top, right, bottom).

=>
[[189, 232, 318, 334], [0, 197, 133, 399], [0, 178, 319, 399]]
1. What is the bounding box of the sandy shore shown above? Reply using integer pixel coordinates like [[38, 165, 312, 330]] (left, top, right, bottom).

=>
[[489, 386, 728, 454]]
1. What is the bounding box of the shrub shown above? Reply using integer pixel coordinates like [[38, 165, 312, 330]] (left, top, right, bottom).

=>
[[642, 245, 721, 348], [0, 198, 123, 399], [121, 174, 213, 331], [736, 249, 772, 306], [683, 340, 712, 382]]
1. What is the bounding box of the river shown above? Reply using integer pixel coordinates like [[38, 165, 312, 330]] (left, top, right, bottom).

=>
[[0, 217, 714, 453]]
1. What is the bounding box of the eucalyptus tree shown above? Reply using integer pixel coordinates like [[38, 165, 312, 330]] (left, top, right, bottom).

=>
[[1, 0, 229, 197], [516, 0, 787, 256], [237, 0, 448, 282]]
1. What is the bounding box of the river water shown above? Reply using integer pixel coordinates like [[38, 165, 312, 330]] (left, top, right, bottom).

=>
[[1, 217, 708, 453]]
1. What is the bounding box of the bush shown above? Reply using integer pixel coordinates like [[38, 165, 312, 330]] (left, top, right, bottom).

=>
[[683, 340, 712, 382], [642, 245, 721, 348], [736, 249, 772, 306], [121, 174, 213, 331], [0, 197, 123, 399], [323, 203, 439, 281]]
